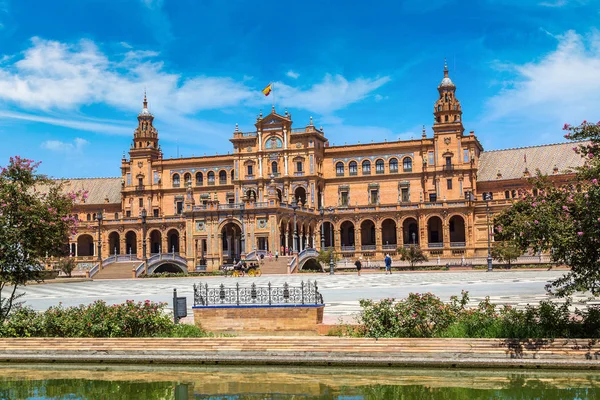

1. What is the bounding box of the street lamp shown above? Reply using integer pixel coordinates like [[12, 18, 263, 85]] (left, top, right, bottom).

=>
[[319, 207, 325, 250], [484, 192, 493, 272], [141, 208, 147, 261], [240, 199, 246, 259], [96, 211, 103, 262], [291, 197, 298, 254]]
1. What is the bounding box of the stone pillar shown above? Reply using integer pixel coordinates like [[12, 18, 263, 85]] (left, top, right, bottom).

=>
[[397, 223, 404, 248], [161, 235, 167, 255], [334, 229, 341, 252], [121, 237, 127, 255], [375, 227, 382, 253], [284, 155, 289, 176], [355, 228, 361, 250]]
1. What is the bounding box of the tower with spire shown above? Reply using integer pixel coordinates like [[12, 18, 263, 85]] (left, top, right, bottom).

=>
[[129, 92, 161, 160], [433, 59, 463, 130]]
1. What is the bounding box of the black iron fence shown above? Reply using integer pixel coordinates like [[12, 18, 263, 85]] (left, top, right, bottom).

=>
[[193, 281, 324, 306]]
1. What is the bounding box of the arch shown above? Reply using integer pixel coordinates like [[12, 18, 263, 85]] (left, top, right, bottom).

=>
[[76, 234, 94, 257], [427, 216, 443, 247], [183, 173, 192, 187], [322, 221, 334, 248], [335, 161, 344, 176], [149, 229, 162, 254], [125, 231, 138, 255], [276, 188, 283, 202], [271, 161, 278, 174], [246, 189, 257, 200], [195, 172, 203, 186], [362, 160, 371, 175], [150, 262, 187, 274], [360, 219, 376, 247], [299, 257, 322, 271], [218, 170, 227, 184], [108, 232, 120, 256], [389, 158, 399, 173], [221, 222, 242, 263], [207, 171, 215, 184], [449, 215, 466, 244], [294, 187, 307, 206], [230, 169, 234, 182], [86, 214, 91, 221], [172, 173, 180, 188], [167, 229, 180, 253], [340, 220, 355, 248], [381, 218, 397, 247], [375, 159, 384, 174], [402, 217, 419, 245], [403, 157, 413, 172], [349, 161, 358, 175]]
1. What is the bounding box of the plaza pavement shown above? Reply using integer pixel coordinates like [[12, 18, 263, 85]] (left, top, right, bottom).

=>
[[15, 269, 595, 322]]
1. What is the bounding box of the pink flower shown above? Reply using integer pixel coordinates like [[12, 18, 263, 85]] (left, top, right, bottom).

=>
[[563, 123, 571, 130], [562, 206, 569, 211], [532, 202, 537, 207], [589, 153, 594, 158], [593, 179, 598, 185], [577, 232, 584, 236], [534, 220, 539, 224]]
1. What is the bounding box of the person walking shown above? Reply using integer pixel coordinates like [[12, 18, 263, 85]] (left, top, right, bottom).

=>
[[268, 251, 273, 262], [354, 257, 362, 276], [275, 250, 279, 261], [384, 254, 392, 275]]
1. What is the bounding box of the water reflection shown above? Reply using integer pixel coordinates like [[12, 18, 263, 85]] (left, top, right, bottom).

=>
[[0, 365, 598, 399]]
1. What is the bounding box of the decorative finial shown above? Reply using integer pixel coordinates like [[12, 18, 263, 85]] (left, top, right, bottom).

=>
[[143, 89, 148, 109], [272, 104, 275, 113], [122, 151, 126, 159], [259, 110, 263, 119], [235, 123, 239, 132], [444, 58, 449, 78], [285, 108, 289, 116], [309, 116, 313, 126], [422, 125, 426, 138]]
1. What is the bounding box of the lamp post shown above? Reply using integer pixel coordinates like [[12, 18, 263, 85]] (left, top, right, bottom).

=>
[[291, 197, 298, 254], [319, 207, 325, 250], [484, 192, 493, 272], [141, 208, 147, 260], [240, 199, 246, 259], [96, 211, 103, 267]]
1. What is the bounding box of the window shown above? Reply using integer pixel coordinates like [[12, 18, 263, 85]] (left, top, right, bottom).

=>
[[153, 171, 159, 184], [138, 198, 143, 207], [195, 172, 203, 186], [114, 212, 119, 220], [176, 201, 183, 215], [172, 174, 180, 188], [362, 160, 371, 175], [340, 191, 349, 206], [336, 162, 344, 176], [447, 179, 453, 190], [401, 188, 409, 202], [429, 193, 437, 202], [437, 105, 441, 111], [138, 177, 143, 187], [271, 161, 278, 174], [86, 214, 91, 221], [184, 173, 192, 187], [153, 209, 159, 217], [505, 190, 510, 199], [126, 210, 131, 217], [428, 152, 434, 166], [219, 170, 227, 184], [207, 171, 215, 185], [370, 189, 379, 204], [375, 159, 384, 174], [445, 156, 452, 166], [403, 157, 412, 172], [463, 149, 469, 163], [296, 161, 303, 172], [247, 165, 253, 176], [349, 161, 357, 175], [126, 173, 131, 186], [228, 197, 234, 204], [445, 115, 449, 122], [231, 170, 234, 181], [389, 158, 398, 173], [511, 190, 516, 198]]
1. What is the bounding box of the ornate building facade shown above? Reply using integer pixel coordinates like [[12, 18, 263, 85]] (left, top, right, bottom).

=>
[[64, 66, 584, 273]]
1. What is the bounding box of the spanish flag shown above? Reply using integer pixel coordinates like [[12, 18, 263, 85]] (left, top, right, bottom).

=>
[[262, 83, 272, 97]]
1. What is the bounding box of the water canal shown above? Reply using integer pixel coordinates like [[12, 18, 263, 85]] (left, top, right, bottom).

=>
[[0, 364, 598, 399]]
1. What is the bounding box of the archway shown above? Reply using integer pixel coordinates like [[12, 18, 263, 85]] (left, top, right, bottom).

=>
[[108, 232, 120, 256], [427, 216, 443, 247], [301, 258, 322, 271], [153, 263, 186, 274], [340, 221, 355, 248], [149, 230, 162, 254], [221, 222, 242, 263], [167, 229, 180, 253], [449, 215, 466, 245], [246, 189, 257, 200], [402, 218, 419, 245], [276, 189, 282, 202], [360, 220, 375, 249], [76, 234, 94, 257], [294, 187, 307, 206], [125, 231, 137, 255], [322, 221, 334, 248], [381, 219, 397, 248], [219, 170, 227, 185]]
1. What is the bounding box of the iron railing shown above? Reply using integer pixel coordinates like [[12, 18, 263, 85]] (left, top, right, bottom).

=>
[[193, 281, 323, 306]]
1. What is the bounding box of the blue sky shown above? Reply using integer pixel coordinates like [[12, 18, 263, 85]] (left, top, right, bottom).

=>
[[0, 0, 599, 178]]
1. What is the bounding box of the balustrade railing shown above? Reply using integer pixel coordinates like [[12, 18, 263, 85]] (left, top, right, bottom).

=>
[[193, 281, 323, 306], [133, 262, 145, 277], [361, 245, 376, 251], [147, 252, 186, 265], [89, 263, 100, 278], [450, 242, 466, 247], [428, 242, 444, 248], [288, 256, 298, 273]]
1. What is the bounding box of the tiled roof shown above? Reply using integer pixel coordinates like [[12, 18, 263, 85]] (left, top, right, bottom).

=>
[[58, 178, 122, 204], [478, 142, 587, 182]]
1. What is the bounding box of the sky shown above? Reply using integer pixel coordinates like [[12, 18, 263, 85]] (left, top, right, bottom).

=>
[[0, 0, 599, 178]]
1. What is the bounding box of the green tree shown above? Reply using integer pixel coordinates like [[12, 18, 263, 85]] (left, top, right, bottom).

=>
[[57, 257, 77, 277], [0, 156, 82, 322], [494, 121, 600, 296], [397, 245, 428, 269], [491, 240, 522, 269]]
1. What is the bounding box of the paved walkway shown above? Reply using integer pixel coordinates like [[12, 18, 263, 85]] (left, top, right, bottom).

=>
[[15, 269, 595, 318]]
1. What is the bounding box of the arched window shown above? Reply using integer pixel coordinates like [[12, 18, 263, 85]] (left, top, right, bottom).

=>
[[375, 159, 384, 174], [207, 171, 215, 185], [114, 212, 119, 220], [403, 157, 412, 172], [86, 214, 91, 221], [349, 161, 358, 175], [437, 105, 441, 111], [231, 170, 234, 182], [389, 158, 398, 173], [195, 172, 203, 186], [504, 190, 510, 199], [445, 115, 449, 122], [336, 162, 344, 176], [183, 173, 192, 187], [172, 173, 180, 187], [219, 170, 227, 184], [362, 160, 371, 175], [271, 161, 278, 174]]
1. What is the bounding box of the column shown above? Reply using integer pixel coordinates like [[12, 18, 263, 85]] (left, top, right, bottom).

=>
[[335, 229, 341, 252], [74, 243, 78, 257], [284, 155, 289, 176], [396, 223, 403, 248], [284, 229, 289, 254], [258, 130, 262, 151], [259, 156, 263, 179], [375, 227, 382, 252], [312, 232, 316, 249], [283, 128, 288, 150], [161, 235, 168, 255]]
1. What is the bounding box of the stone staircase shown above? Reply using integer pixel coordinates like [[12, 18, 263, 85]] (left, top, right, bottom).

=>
[[254, 256, 292, 275], [93, 261, 141, 279]]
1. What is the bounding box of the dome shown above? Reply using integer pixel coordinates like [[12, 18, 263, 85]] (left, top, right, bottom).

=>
[[138, 107, 153, 117], [439, 76, 455, 87]]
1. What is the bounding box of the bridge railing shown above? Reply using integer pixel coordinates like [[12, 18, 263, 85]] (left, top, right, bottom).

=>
[[88, 263, 100, 278], [133, 261, 145, 278], [147, 252, 186, 265], [193, 281, 323, 306]]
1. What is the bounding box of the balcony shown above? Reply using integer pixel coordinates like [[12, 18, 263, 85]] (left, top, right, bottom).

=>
[[428, 242, 444, 248], [389, 168, 398, 174], [135, 184, 145, 191], [450, 242, 466, 247], [361, 245, 376, 251], [376, 169, 384, 175], [219, 179, 227, 185], [207, 180, 215, 186], [245, 175, 255, 180], [362, 170, 371, 175], [294, 171, 305, 176], [349, 171, 357, 176], [336, 172, 344, 177], [442, 164, 455, 172]]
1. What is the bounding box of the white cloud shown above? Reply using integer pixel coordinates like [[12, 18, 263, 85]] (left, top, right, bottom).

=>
[[0, 110, 130, 135], [485, 30, 600, 127], [286, 70, 300, 79], [41, 137, 89, 153]]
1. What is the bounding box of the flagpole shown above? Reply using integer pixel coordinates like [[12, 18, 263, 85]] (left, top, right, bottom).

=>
[[271, 81, 275, 112]]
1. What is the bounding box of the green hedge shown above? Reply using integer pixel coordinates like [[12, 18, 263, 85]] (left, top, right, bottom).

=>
[[351, 291, 600, 339], [0, 300, 210, 338]]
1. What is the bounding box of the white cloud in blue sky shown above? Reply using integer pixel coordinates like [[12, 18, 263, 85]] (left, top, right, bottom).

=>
[[0, 0, 598, 177]]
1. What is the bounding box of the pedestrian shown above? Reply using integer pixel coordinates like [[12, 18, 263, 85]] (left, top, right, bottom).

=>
[[269, 251, 273, 262], [354, 257, 362, 276], [285, 247, 289, 256], [384, 253, 392, 275], [275, 250, 279, 261]]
